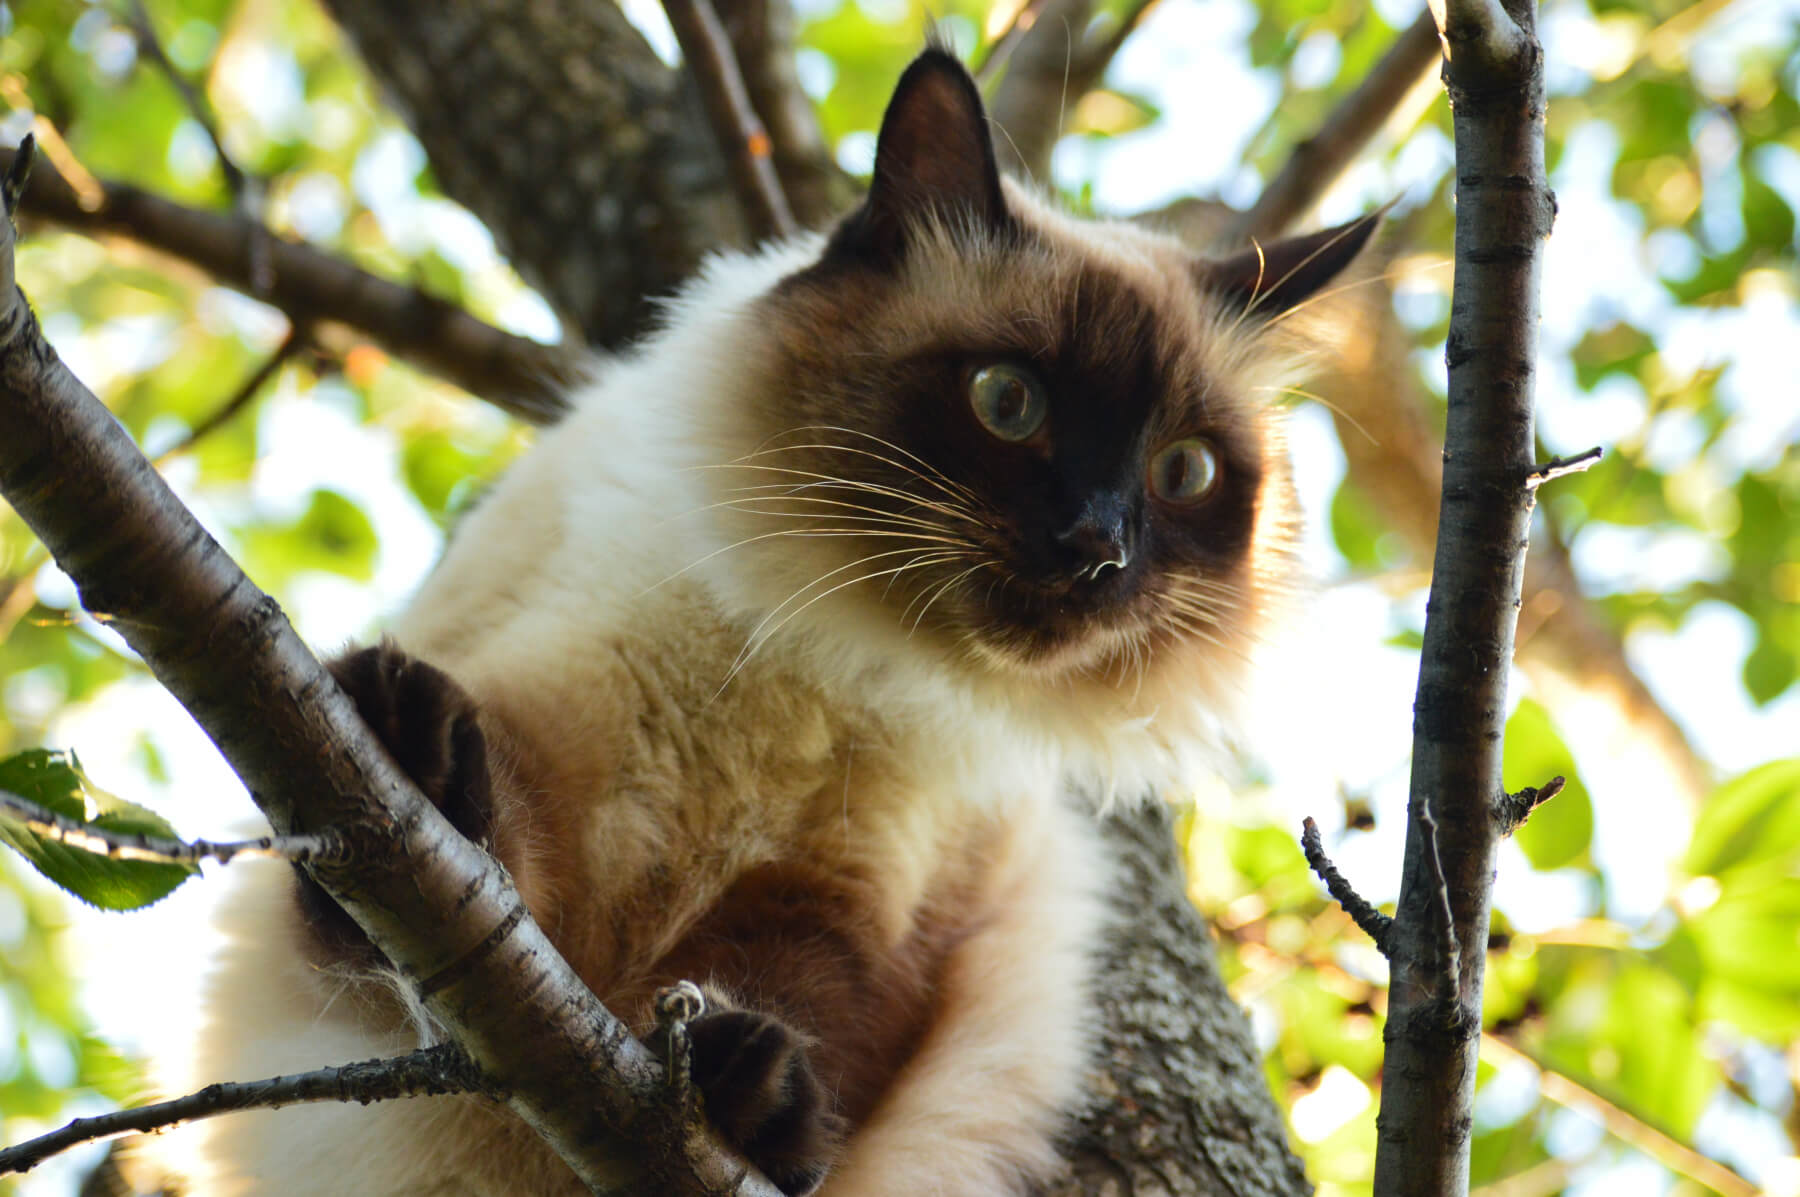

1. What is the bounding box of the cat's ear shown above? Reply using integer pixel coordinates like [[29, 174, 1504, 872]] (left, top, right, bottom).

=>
[[1194, 209, 1384, 320], [825, 49, 1010, 267]]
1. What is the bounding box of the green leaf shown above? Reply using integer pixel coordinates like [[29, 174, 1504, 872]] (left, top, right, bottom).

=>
[[0, 749, 198, 910], [1684, 758, 1800, 879], [1502, 700, 1594, 871]]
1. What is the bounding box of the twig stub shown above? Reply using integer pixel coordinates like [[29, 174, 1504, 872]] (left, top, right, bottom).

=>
[[1525, 446, 1604, 490], [1301, 816, 1394, 954], [1494, 774, 1564, 836], [2, 135, 34, 216]]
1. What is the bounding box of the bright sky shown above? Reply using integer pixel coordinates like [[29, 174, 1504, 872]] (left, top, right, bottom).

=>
[[9, 1, 1800, 1194]]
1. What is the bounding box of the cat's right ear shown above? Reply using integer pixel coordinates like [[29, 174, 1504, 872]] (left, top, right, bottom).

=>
[[823, 49, 1011, 269]]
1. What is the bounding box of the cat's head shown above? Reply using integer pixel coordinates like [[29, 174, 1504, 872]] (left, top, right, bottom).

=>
[[710, 49, 1374, 727]]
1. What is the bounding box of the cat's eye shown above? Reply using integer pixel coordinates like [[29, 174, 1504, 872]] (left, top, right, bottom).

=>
[[968, 364, 1047, 443], [1148, 439, 1220, 504]]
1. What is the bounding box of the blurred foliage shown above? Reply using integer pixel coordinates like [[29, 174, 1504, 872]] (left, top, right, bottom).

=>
[[0, 0, 1796, 1195]]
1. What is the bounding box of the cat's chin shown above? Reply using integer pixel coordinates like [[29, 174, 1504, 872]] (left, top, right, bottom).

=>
[[954, 619, 1136, 683]]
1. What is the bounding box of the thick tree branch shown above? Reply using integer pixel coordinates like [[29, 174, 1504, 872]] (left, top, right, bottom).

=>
[[0, 146, 575, 425], [0, 787, 342, 867], [0, 153, 776, 1197], [320, 0, 745, 348], [0, 1046, 490, 1176], [1373, 0, 1552, 1189], [1041, 800, 1312, 1197], [663, 0, 798, 241]]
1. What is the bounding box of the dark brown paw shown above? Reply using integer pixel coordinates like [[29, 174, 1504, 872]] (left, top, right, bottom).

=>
[[689, 1009, 840, 1196], [297, 643, 494, 960]]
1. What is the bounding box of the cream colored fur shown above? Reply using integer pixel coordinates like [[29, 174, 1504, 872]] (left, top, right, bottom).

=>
[[155, 183, 1304, 1194]]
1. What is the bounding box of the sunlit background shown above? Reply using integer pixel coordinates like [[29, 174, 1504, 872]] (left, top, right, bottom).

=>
[[1, 0, 1797, 1194]]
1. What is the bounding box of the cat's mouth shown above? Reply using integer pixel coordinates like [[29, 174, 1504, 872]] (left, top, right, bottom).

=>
[[947, 563, 1150, 675]]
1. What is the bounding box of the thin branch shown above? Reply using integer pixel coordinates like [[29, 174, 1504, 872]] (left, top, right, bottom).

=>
[[1493, 775, 1563, 836], [987, 0, 1094, 180], [1300, 816, 1393, 953], [0, 1045, 493, 1176], [662, 0, 797, 241], [121, 0, 250, 202], [972, 0, 1055, 84], [0, 788, 344, 867], [1072, 0, 1162, 93], [713, 1, 850, 227], [1, 144, 576, 426], [122, 0, 273, 293], [0, 142, 780, 1196], [152, 322, 309, 464], [1524, 447, 1603, 490], [1480, 1035, 1760, 1197], [1233, 9, 1444, 243]]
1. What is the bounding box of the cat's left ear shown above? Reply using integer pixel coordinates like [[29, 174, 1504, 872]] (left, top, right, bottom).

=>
[[825, 49, 1010, 268], [1195, 209, 1384, 319]]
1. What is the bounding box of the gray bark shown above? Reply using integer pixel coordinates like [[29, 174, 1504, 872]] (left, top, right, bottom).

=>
[[1372, 0, 1553, 1191], [320, 0, 746, 348]]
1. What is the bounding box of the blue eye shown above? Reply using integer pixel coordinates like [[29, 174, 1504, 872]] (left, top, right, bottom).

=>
[[1148, 438, 1220, 504], [968, 364, 1047, 442]]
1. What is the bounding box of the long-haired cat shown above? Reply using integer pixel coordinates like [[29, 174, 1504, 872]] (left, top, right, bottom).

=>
[[157, 48, 1375, 1196]]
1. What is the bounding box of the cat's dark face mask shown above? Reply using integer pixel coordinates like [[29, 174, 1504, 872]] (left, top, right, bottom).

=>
[[742, 49, 1377, 679]]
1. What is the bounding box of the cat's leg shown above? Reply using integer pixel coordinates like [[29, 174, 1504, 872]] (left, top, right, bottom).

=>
[[817, 798, 1110, 1197], [295, 642, 495, 959]]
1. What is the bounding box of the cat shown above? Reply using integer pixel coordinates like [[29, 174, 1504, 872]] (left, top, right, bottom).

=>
[[155, 47, 1376, 1197]]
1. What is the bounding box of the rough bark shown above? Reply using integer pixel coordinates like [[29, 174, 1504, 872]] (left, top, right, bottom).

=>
[[320, 0, 746, 348], [1042, 802, 1313, 1197], [1372, 0, 1553, 1190]]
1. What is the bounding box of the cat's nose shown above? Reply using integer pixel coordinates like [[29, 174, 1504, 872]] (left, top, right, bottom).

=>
[[1055, 496, 1132, 580]]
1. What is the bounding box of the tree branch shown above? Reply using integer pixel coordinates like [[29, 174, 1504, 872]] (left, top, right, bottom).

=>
[[1373, 0, 1552, 1189], [988, 0, 1095, 181], [714, 1, 852, 227], [663, 0, 798, 241], [152, 323, 309, 464], [0, 787, 343, 867], [1481, 1034, 1760, 1197], [1493, 775, 1563, 836], [1302, 816, 1394, 952], [0, 145, 575, 425], [0, 144, 777, 1197], [320, 0, 744, 348], [1040, 800, 1312, 1197], [0, 1046, 491, 1177], [1232, 9, 1444, 243]]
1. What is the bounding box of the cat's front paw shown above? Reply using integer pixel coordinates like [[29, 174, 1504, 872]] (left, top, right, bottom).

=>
[[297, 643, 495, 959], [689, 1009, 841, 1196], [327, 643, 494, 844]]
